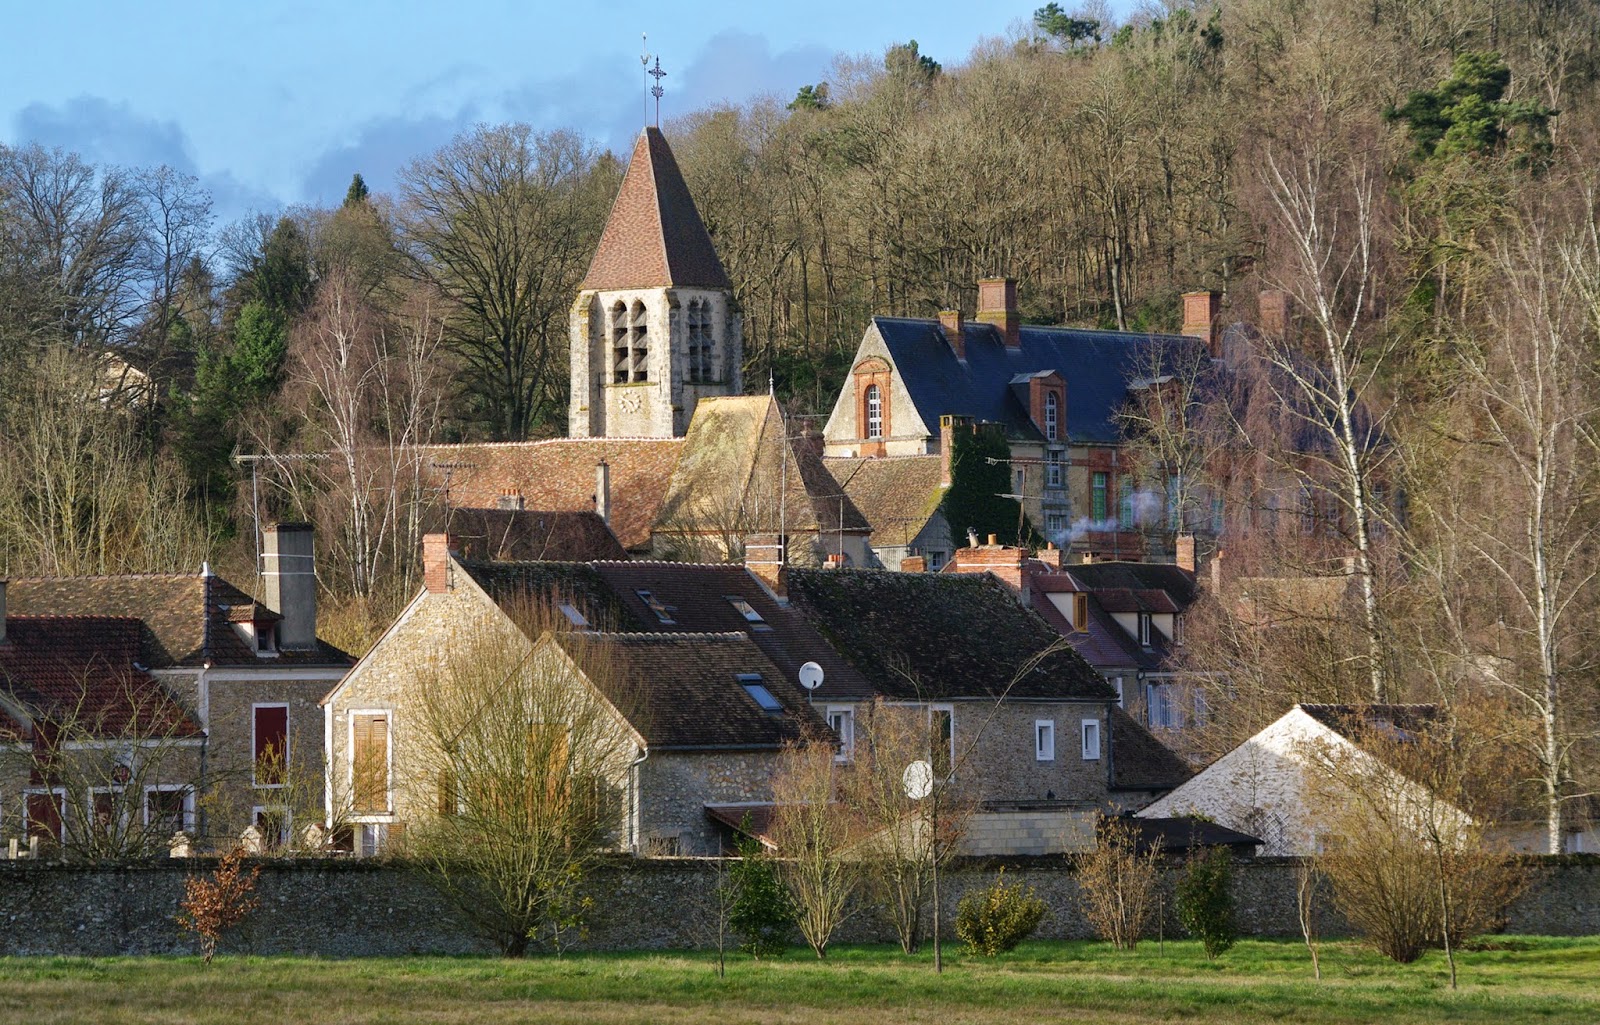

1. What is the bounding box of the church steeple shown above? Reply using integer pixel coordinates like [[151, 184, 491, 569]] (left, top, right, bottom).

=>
[[569, 127, 742, 440], [581, 128, 732, 292]]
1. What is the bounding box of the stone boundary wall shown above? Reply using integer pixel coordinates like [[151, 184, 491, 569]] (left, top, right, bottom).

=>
[[0, 855, 1595, 957]]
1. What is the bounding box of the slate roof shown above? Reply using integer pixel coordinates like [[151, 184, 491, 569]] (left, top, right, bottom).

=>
[[826, 455, 946, 550], [784, 569, 1115, 702], [420, 437, 683, 551], [6, 574, 350, 669], [460, 561, 646, 633], [580, 127, 732, 291], [871, 317, 1207, 445], [1298, 703, 1443, 744], [0, 616, 204, 740], [1067, 562, 1200, 607], [1108, 707, 1192, 790], [654, 396, 869, 537], [551, 631, 825, 750], [439, 507, 628, 563], [1124, 814, 1260, 853]]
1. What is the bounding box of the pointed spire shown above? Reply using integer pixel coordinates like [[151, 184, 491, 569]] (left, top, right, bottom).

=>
[[579, 128, 732, 292]]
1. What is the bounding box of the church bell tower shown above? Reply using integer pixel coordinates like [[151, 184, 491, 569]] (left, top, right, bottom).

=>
[[569, 127, 742, 438]]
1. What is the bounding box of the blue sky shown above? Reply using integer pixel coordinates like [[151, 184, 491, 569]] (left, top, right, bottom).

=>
[[1, 1, 1104, 222]]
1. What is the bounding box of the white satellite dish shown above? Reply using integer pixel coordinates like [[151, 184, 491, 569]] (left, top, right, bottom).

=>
[[798, 661, 824, 691], [902, 760, 934, 801]]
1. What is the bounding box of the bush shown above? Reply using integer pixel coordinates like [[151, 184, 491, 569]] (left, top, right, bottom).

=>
[[176, 847, 261, 964], [1175, 847, 1237, 959], [728, 831, 794, 958], [1073, 815, 1161, 950], [955, 868, 1047, 956]]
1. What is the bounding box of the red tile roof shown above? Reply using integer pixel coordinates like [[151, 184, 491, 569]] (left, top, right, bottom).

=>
[[422, 437, 683, 551], [580, 127, 732, 291], [0, 616, 203, 740]]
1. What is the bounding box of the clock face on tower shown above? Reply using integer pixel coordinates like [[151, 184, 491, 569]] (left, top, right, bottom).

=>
[[618, 390, 644, 414]]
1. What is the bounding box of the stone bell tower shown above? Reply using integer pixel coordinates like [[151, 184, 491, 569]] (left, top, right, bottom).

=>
[[569, 127, 742, 439]]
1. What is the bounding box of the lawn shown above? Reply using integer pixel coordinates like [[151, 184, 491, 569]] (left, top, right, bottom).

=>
[[1, 937, 1596, 1024]]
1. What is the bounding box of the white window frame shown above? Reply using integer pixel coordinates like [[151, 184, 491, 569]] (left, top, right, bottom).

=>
[[1035, 719, 1055, 762], [1045, 392, 1059, 440], [1046, 449, 1063, 489], [22, 787, 69, 843], [1081, 719, 1101, 761], [1173, 614, 1185, 647], [928, 550, 946, 571], [865, 384, 883, 439], [1138, 613, 1152, 647], [356, 822, 388, 858], [252, 702, 291, 789], [348, 708, 395, 818], [144, 784, 196, 835], [826, 706, 855, 763]]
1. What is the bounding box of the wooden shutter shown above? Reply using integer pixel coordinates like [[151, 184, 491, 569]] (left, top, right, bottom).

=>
[[437, 769, 457, 817], [254, 706, 289, 785], [352, 714, 389, 813], [26, 792, 63, 843]]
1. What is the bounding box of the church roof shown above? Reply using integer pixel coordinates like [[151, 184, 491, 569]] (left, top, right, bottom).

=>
[[580, 127, 732, 292]]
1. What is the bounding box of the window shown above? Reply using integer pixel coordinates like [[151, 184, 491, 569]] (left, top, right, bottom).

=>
[[629, 300, 649, 382], [865, 385, 883, 439], [827, 707, 855, 762], [351, 712, 391, 815], [687, 299, 715, 383], [1110, 676, 1125, 707], [1174, 614, 1185, 647], [1044, 392, 1059, 440], [1014, 468, 1026, 494], [1046, 512, 1068, 534], [1092, 472, 1109, 521], [1119, 479, 1135, 530], [928, 550, 946, 571], [740, 675, 783, 713], [356, 823, 388, 858], [253, 703, 289, 787], [255, 622, 277, 657], [557, 602, 589, 628], [1073, 593, 1089, 632], [1147, 682, 1177, 729], [1081, 719, 1101, 760], [1210, 495, 1225, 535], [24, 788, 67, 844], [930, 705, 954, 778], [252, 806, 291, 849], [1035, 720, 1055, 761], [611, 301, 649, 383], [635, 590, 675, 625], [726, 596, 767, 627], [1138, 613, 1152, 647], [145, 786, 194, 836], [90, 787, 126, 834], [1046, 450, 1063, 489]]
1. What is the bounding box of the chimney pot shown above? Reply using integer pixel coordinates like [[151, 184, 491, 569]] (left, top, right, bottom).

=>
[[976, 277, 1020, 348], [262, 523, 317, 650], [987, 533, 998, 547], [938, 309, 965, 359]]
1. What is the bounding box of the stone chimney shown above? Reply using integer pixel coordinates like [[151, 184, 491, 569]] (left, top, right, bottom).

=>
[[1175, 532, 1196, 573], [0, 578, 8, 645], [939, 309, 965, 359], [900, 554, 927, 573], [976, 277, 1020, 348], [595, 460, 611, 527], [939, 414, 970, 488], [423, 533, 453, 594], [1182, 290, 1222, 358], [262, 523, 317, 651], [745, 534, 787, 600], [1258, 289, 1291, 339]]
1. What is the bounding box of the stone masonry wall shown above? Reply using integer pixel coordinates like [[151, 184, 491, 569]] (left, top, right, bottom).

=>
[[1, 855, 1594, 957]]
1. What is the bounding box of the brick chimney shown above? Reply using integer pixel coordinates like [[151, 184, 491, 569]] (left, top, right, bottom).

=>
[[939, 309, 965, 359], [1035, 542, 1065, 571], [1182, 290, 1222, 358], [976, 277, 1020, 348], [1175, 532, 1196, 573], [901, 554, 927, 573], [594, 460, 611, 527], [1258, 289, 1291, 340], [262, 523, 317, 651], [745, 534, 787, 600], [939, 414, 969, 488], [423, 533, 453, 594]]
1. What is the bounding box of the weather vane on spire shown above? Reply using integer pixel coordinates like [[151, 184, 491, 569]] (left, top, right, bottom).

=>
[[649, 56, 667, 127], [640, 34, 651, 128]]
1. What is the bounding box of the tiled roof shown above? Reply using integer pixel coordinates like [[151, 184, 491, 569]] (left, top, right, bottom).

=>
[[551, 631, 826, 750], [1124, 815, 1259, 852], [460, 561, 647, 633], [7, 574, 349, 669], [1067, 562, 1199, 607], [580, 127, 732, 291], [785, 569, 1115, 702], [420, 437, 683, 551], [0, 616, 203, 739], [826, 455, 946, 550], [1232, 574, 1354, 626], [440, 507, 628, 563], [654, 396, 869, 537], [1298, 703, 1443, 743], [872, 317, 1208, 445], [1109, 707, 1192, 790], [1091, 588, 1180, 615]]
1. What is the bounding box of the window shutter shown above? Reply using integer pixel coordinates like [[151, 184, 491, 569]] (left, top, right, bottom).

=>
[[352, 714, 389, 813], [254, 706, 289, 786], [437, 769, 457, 817]]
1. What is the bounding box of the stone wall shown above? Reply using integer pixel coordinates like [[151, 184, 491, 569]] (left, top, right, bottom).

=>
[[1, 855, 1595, 957]]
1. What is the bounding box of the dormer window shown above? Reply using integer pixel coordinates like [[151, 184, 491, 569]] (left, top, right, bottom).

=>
[[865, 385, 883, 439], [1173, 614, 1184, 646], [635, 590, 675, 625], [1073, 593, 1089, 632], [1045, 392, 1059, 440], [255, 622, 278, 656], [1138, 613, 1152, 647]]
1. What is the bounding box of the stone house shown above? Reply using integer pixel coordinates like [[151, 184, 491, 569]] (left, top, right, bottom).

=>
[[5, 524, 352, 848], [0, 603, 204, 853]]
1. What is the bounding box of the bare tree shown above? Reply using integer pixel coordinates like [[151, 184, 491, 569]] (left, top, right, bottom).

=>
[[1072, 814, 1163, 950], [769, 734, 863, 958]]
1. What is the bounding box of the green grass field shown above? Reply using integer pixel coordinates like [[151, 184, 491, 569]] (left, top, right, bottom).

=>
[[1, 938, 1596, 1024]]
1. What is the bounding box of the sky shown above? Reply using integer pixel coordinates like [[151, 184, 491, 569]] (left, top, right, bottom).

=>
[[0, 1, 1112, 224]]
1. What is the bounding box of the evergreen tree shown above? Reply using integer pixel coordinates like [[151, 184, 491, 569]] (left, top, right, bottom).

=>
[[344, 173, 370, 207]]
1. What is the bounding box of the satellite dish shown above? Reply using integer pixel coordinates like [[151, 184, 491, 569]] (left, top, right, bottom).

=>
[[798, 661, 824, 691], [903, 760, 934, 801]]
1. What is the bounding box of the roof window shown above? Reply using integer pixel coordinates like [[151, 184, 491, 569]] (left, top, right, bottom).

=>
[[557, 603, 589, 628], [726, 596, 768, 628], [738, 674, 783, 713], [635, 590, 676, 625]]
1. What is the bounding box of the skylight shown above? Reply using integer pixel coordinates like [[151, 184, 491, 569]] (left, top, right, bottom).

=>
[[557, 603, 588, 628], [635, 590, 675, 625], [726, 596, 767, 626], [739, 674, 783, 712]]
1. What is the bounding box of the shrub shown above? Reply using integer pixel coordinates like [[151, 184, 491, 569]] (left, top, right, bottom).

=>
[[1073, 815, 1161, 950], [176, 847, 261, 964], [728, 830, 794, 958], [1175, 847, 1237, 959], [956, 868, 1047, 956]]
